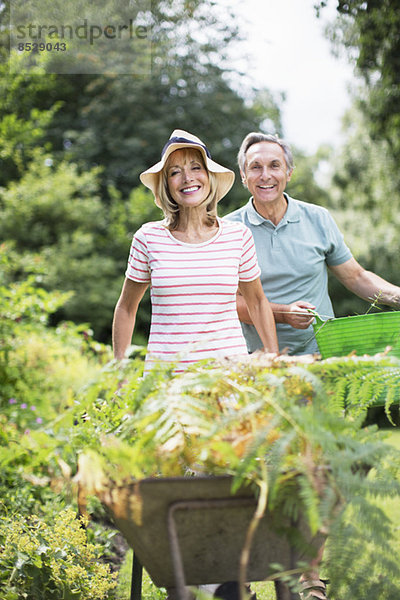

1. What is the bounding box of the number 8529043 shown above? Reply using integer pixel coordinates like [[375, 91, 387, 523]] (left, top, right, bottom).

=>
[[18, 42, 67, 52]]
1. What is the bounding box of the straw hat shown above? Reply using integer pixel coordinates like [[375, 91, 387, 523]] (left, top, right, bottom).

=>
[[139, 129, 235, 207]]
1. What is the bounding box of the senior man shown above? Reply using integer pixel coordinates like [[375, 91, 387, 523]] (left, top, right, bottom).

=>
[[226, 132, 400, 356]]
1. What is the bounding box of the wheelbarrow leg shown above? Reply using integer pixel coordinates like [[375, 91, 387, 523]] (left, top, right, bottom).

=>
[[167, 504, 192, 600], [167, 497, 257, 600], [130, 552, 143, 600], [274, 580, 298, 600], [273, 532, 299, 600]]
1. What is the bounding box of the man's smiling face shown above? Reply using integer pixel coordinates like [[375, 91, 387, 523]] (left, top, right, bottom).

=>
[[242, 141, 292, 213]]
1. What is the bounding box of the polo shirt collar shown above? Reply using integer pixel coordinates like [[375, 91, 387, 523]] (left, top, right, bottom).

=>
[[246, 193, 301, 226]]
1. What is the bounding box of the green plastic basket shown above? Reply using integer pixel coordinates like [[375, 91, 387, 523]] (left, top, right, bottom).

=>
[[312, 311, 400, 359]]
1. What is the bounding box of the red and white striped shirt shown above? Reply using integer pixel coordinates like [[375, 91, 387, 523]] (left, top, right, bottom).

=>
[[125, 217, 261, 371]]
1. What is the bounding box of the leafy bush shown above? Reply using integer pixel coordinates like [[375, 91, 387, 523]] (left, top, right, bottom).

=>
[[0, 508, 117, 600], [72, 354, 400, 599], [0, 243, 111, 430], [2, 321, 108, 429], [0, 243, 119, 599], [2, 246, 399, 600], [0, 152, 159, 341]]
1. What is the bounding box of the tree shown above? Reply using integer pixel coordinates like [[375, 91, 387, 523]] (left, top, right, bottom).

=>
[[0, 0, 283, 341], [0, 153, 113, 337], [324, 103, 400, 317], [318, 1, 400, 169], [286, 144, 333, 208], [2, 0, 282, 203], [60, 72, 281, 210], [315, 1, 400, 316]]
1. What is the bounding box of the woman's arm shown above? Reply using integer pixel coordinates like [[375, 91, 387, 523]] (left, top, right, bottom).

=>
[[112, 278, 149, 360], [238, 278, 279, 353]]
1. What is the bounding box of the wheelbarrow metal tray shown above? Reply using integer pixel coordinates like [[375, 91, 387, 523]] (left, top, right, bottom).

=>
[[313, 311, 400, 359], [104, 475, 324, 587]]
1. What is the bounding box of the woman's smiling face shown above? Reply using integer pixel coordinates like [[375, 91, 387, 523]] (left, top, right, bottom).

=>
[[166, 148, 210, 208]]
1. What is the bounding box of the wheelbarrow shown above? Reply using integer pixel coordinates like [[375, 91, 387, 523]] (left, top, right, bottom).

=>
[[102, 475, 325, 600]]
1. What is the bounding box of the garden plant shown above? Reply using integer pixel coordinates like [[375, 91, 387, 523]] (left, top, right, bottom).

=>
[[2, 241, 400, 599], [75, 352, 400, 599]]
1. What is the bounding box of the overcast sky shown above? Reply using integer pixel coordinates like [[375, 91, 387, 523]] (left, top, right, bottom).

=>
[[230, 0, 356, 154]]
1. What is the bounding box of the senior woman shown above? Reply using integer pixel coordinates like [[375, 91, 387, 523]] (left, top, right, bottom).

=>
[[112, 129, 278, 371]]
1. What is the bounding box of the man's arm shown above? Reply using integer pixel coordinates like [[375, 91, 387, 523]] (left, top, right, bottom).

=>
[[238, 278, 279, 352], [329, 257, 400, 307], [236, 293, 315, 329], [112, 278, 149, 360]]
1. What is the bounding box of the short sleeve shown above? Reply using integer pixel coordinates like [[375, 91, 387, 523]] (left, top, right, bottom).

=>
[[125, 227, 151, 283], [239, 226, 261, 281], [324, 211, 352, 267]]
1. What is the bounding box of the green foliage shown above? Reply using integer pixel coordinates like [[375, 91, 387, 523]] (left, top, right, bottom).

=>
[[335, 1, 400, 159], [286, 145, 332, 208], [0, 508, 117, 600], [0, 0, 281, 204], [0, 153, 120, 339], [308, 354, 400, 421], [0, 0, 284, 341], [74, 353, 400, 479], [0, 152, 103, 249], [0, 240, 105, 508], [325, 501, 400, 599], [1, 273, 400, 600], [56, 71, 280, 211], [316, 2, 400, 319], [319, 1, 400, 177], [323, 431, 400, 598], [71, 354, 400, 599], [0, 243, 119, 599], [0, 244, 110, 426], [329, 105, 400, 219], [325, 104, 400, 317], [0, 66, 61, 186], [116, 552, 171, 600], [0, 416, 64, 520]]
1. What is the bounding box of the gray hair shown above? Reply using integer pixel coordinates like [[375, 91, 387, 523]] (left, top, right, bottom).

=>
[[237, 132, 294, 175]]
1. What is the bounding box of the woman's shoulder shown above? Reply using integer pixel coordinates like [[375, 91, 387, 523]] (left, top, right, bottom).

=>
[[135, 220, 168, 237], [140, 219, 166, 231]]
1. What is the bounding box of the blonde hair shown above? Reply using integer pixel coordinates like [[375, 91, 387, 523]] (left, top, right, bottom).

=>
[[157, 149, 218, 230]]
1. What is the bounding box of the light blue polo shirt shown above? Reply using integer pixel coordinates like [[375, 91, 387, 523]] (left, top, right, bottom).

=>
[[225, 194, 352, 355]]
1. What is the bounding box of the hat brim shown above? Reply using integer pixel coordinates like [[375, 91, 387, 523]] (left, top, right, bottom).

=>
[[140, 141, 234, 207]]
